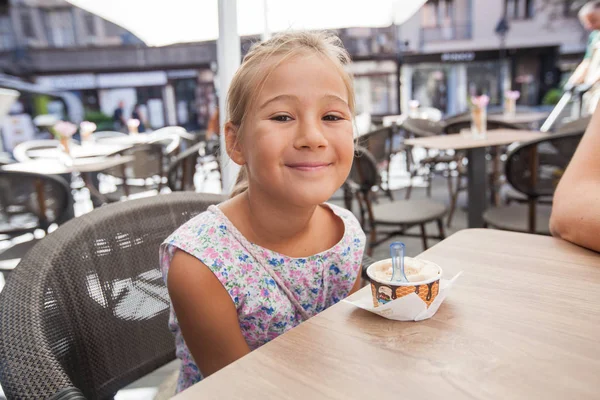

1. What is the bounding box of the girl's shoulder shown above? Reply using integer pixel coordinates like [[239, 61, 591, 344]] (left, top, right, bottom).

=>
[[161, 205, 241, 262], [323, 202, 365, 238]]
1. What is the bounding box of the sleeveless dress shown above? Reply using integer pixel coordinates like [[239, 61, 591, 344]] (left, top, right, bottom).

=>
[[159, 203, 365, 392]]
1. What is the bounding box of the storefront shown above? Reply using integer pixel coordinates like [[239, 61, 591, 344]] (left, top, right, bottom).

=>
[[348, 59, 399, 118], [401, 45, 559, 116], [34, 68, 216, 131]]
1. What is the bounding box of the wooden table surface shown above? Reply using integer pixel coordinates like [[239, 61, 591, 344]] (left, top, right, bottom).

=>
[[175, 229, 600, 400], [404, 129, 547, 150], [26, 143, 130, 159], [488, 111, 549, 125], [0, 155, 134, 175]]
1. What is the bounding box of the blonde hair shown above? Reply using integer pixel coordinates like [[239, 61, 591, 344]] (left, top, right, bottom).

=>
[[227, 30, 356, 198]]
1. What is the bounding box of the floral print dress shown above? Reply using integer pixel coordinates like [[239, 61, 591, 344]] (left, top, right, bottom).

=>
[[159, 203, 365, 392]]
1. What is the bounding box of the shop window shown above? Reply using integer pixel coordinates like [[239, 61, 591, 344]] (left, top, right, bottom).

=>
[[505, 0, 534, 20]]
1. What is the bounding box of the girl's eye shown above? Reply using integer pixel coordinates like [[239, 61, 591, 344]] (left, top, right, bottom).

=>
[[323, 115, 343, 121], [271, 115, 292, 122]]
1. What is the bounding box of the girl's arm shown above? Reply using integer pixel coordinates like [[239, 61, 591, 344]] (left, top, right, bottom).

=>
[[167, 250, 251, 377], [550, 106, 600, 253]]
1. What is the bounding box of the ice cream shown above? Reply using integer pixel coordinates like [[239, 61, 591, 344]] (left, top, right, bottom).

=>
[[369, 257, 440, 283]]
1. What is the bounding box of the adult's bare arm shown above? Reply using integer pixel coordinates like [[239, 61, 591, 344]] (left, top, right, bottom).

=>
[[550, 106, 600, 252]]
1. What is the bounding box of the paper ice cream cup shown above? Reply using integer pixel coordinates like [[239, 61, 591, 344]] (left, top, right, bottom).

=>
[[366, 258, 442, 308]]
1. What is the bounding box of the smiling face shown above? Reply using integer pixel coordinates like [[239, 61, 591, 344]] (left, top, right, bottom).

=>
[[226, 53, 355, 207]]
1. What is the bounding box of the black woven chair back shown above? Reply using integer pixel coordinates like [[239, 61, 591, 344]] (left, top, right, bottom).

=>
[[401, 117, 445, 137], [105, 143, 164, 179], [349, 146, 381, 192], [444, 118, 520, 134], [0, 170, 72, 235], [555, 116, 592, 135], [356, 126, 394, 165], [0, 192, 225, 399], [167, 141, 204, 191], [505, 130, 584, 198]]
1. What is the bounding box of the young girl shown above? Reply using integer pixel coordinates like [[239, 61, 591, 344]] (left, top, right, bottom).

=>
[[160, 31, 366, 392]]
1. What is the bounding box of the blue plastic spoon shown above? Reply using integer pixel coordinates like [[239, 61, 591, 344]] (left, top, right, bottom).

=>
[[390, 242, 407, 282]]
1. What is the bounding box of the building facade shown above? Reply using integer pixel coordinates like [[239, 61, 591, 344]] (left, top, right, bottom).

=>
[[398, 0, 588, 115], [0, 0, 590, 124]]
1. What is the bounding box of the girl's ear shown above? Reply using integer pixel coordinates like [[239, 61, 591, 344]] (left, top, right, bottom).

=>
[[224, 122, 245, 166]]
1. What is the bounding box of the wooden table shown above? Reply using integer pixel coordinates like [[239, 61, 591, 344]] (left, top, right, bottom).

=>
[[175, 229, 600, 400], [1, 156, 134, 175], [489, 111, 549, 126], [405, 129, 547, 228], [25, 143, 130, 159]]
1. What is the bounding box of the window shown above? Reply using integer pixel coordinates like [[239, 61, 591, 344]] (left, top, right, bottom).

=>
[[44, 9, 76, 47], [505, 0, 534, 20], [421, 0, 455, 28], [84, 13, 96, 37], [0, 16, 15, 50], [20, 9, 35, 39]]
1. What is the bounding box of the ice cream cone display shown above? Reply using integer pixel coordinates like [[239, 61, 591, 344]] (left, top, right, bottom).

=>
[[52, 121, 77, 156], [127, 118, 140, 134], [59, 136, 71, 155], [504, 90, 520, 117], [470, 95, 489, 139], [80, 121, 97, 142], [367, 257, 442, 308]]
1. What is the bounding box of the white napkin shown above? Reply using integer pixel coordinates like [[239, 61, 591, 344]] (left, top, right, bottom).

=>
[[343, 272, 463, 321]]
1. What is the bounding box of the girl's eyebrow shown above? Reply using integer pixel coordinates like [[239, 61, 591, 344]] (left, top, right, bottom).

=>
[[259, 94, 348, 110], [259, 94, 298, 110]]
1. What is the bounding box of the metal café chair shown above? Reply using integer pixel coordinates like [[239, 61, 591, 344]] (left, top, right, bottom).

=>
[[483, 130, 584, 234], [349, 146, 447, 255]]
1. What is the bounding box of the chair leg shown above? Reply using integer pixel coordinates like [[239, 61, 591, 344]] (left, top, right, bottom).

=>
[[420, 223, 428, 250], [405, 172, 414, 200], [437, 218, 446, 240], [426, 172, 432, 198], [446, 171, 454, 200], [446, 175, 461, 228]]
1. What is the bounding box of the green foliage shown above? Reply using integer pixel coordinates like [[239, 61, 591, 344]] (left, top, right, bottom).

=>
[[542, 88, 563, 105], [84, 110, 114, 131]]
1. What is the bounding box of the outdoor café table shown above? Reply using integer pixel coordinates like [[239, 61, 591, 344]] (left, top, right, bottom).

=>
[[0, 156, 134, 175], [1, 156, 135, 205], [488, 111, 549, 126], [173, 229, 600, 400], [404, 130, 547, 228], [95, 133, 158, 146], [25, 142, 130, 159]]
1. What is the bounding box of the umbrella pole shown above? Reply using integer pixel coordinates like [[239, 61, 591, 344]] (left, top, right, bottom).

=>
[[217, 0, 242, 194]]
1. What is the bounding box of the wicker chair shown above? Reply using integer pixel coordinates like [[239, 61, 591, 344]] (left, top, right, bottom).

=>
[[356, 126, 396, 200], [100, 143, 166, 202], [400, 117, 455, 201], [0, 192, 225, 399], [554, 115, 592, 135], [349, 146, 447, 255], [0, 171, 73, 271], [483, 130, 584, 234], [0, 170, 73, 237]]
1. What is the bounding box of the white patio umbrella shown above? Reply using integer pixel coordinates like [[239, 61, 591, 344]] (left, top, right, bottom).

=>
[[67, 0, 426, 192]]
